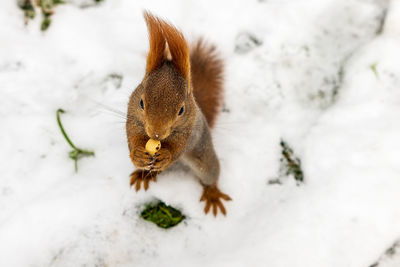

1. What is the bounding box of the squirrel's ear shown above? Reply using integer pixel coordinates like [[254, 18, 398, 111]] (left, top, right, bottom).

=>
[[144, 12, 191, 92], [158, 18, 191, 86], [144, 11, 166, 75]]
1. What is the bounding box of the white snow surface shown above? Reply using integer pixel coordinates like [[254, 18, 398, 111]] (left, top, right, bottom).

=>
[[1, 0, 400, 266]]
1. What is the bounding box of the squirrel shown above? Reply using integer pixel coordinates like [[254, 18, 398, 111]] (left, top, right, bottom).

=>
[[126, 12, 231, 216]]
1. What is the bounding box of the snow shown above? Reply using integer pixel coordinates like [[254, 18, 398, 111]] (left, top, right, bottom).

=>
[[1, 0, 400, 266]]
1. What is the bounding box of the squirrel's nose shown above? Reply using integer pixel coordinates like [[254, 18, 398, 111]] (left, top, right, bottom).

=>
[[145, 125, 170, 140], [149, 132, 167, 140]]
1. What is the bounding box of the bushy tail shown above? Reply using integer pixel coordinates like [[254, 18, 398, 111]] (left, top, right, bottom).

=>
[[190, 39, 224, 128]]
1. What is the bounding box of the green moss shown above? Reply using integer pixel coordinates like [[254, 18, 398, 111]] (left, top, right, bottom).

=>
[[280, 140, 304, 184], [141, 202, 185, 229]]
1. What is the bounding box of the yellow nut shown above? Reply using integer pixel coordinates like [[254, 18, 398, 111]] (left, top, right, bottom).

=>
[[145, 139, 161, 156]]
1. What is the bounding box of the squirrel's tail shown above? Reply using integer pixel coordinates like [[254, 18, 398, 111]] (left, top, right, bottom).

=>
[[190, 39, 224, 128]]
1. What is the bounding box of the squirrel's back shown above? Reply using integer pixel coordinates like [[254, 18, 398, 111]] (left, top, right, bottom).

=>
[[190, 39, 224, 128]]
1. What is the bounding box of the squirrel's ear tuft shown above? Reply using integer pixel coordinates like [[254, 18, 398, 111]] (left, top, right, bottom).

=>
[[157, 17, 191, 84], [144, 11, 166, 75], [143, 12, 191, 91]]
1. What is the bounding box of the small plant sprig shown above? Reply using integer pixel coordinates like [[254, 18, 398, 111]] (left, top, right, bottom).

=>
[[280, 140, 304, 184], [19, 0, 104, 30], [39, 0, 65, 31], [370, 63, 379, 79], [56, 109, 94, 172], [141, 201, 185, 229], [18, 0, 64, 31], [19, 0, 36, 23]]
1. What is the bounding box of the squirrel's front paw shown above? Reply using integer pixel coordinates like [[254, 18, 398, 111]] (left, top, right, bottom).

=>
[[130, 146, 154, 170], [200, 185, 232, 216], [152, 148, 172, 171], [130, 170, 159, 191]]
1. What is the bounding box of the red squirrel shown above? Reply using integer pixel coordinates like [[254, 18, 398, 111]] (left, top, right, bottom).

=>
[[126, 12, 231, 216]]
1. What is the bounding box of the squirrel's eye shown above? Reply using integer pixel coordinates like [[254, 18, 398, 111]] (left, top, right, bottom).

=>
[[178, 106, 184, 116], [139, 99, 144, 110]]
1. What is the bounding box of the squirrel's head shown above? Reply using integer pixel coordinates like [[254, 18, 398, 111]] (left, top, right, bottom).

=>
[[131, 12, 194, 141]]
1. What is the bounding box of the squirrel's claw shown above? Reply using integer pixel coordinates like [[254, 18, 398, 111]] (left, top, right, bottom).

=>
[[200, 185, 232, 216], [130, 170, 158, 191], [130, 146, 154, 169], [151, 148, 172, 171], [216, 201, 226, 215]]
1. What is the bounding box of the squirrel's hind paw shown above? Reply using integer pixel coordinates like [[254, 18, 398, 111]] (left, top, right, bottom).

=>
[[200, 185, 232, 216], [130, 170, 159, 191]]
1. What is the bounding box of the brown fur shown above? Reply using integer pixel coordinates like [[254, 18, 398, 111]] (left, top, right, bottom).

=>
[[158, 18, 191, 82], [190, 39, 224, 128], [144, 11, 190, 83], [126, 12, 231, 216], [144, 12, 166, 75], [130, 169, 159, 191]]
